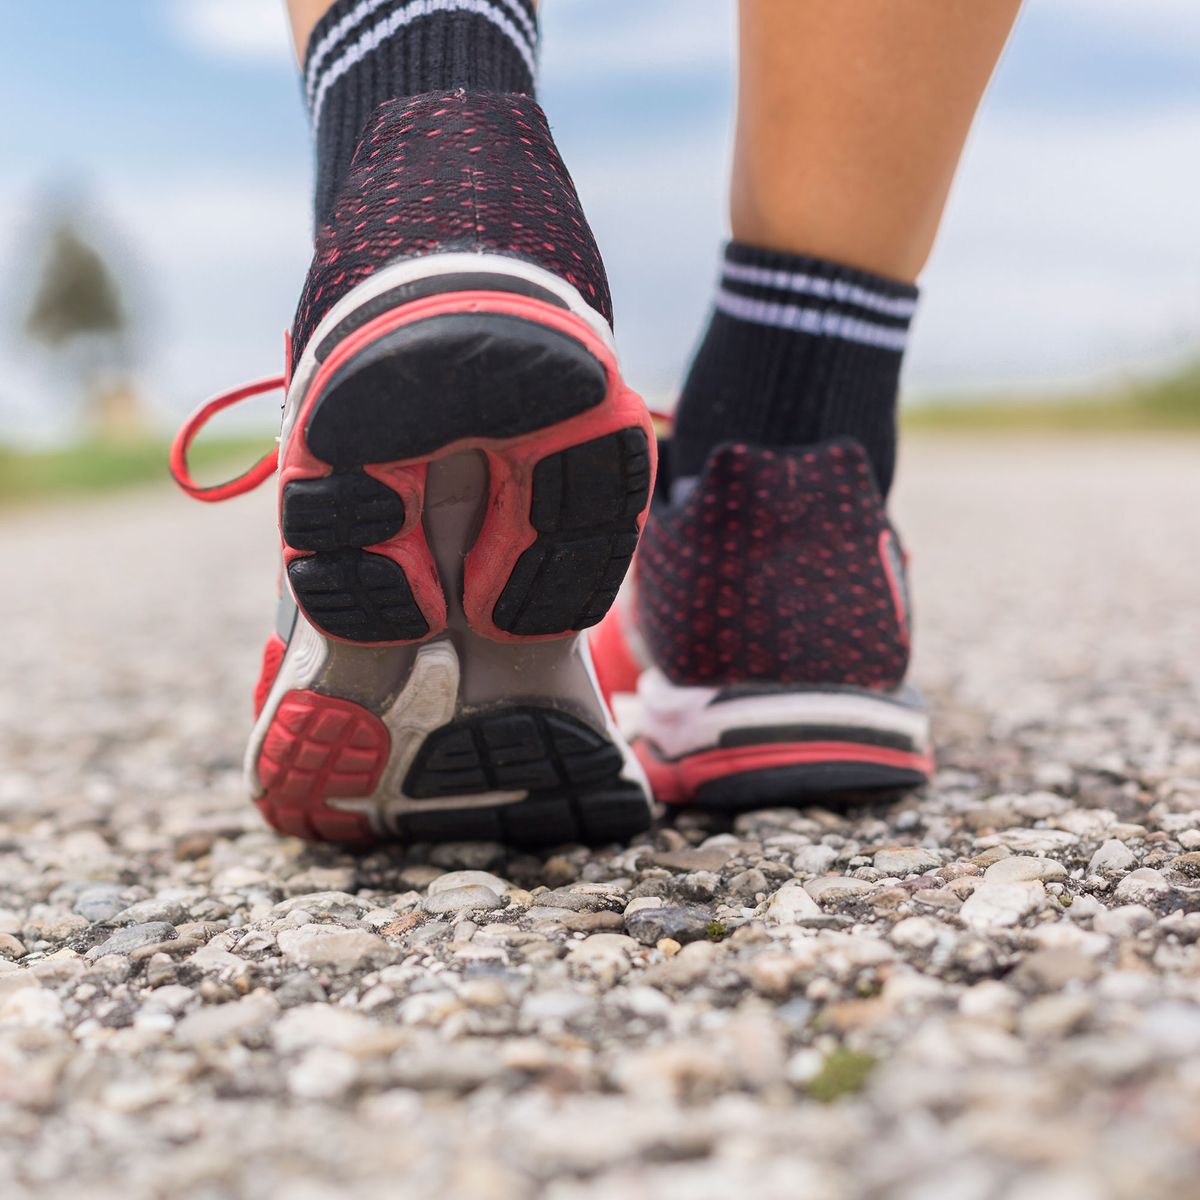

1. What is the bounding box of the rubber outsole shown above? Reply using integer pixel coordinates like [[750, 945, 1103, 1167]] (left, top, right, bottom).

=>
[[636, 737, 934, 811], [493, 428, 651, 636], [254, 691, 651, 848], [691, 763, 931, 811], [279, 291, 654, 648]]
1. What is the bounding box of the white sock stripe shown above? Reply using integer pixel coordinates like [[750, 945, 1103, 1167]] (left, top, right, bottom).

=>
[[714, 288, 911, 352], [310, 0, 537, 129], [721, 260, 918, 321], [306, 0, 537, 101]]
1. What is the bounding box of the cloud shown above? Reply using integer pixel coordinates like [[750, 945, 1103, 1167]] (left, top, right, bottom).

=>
[[170, 0, 294, 64], [542, 0, 734, 81], [1045, 0, 1200, 49]]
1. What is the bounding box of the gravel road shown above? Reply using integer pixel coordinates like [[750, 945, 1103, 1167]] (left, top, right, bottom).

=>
[[2, 436, 1199, 1200]]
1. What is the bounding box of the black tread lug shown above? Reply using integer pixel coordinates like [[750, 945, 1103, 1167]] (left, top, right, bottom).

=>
[[307, 313, 608, 467], [288, 550, 429, 642], [395, 707, 650, 849], [282, 471, 407, 552], [493, 429, 651, 637]]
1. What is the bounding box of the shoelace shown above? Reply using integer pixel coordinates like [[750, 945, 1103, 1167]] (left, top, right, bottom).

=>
[[169, 375, 284, 503], [170, 372, 674, 504]]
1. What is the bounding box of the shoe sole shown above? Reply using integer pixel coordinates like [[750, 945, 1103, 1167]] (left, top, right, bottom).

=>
[[279, 275, 653, 646], [249, 256, 656, 846], [594, 610, 932, 811]]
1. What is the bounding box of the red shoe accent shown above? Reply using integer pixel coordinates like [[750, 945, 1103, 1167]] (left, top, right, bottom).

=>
[[280, 289, 657, 647], [254, 691, 389, 843], [169, 376, 282, 502], [253, 634, 288, 717], [589, 606, 643, 708], [638, 740, 936, 807]]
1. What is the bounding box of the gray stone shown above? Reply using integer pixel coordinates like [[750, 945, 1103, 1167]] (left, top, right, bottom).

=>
[[1088, 838, 1136, 875], [624, 905, 714, 946], [422, 886, 504, 915], [276, 924, 392, 973], [1113, 868, 1171, 903], [804, 875, 876, 904], [874, 847, 941, 876], [86, 922, 178, 959], [959, 881, 1045, 930]]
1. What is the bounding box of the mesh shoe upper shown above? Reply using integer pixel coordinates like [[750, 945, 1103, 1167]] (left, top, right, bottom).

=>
[[635, 438, 912, 690], [292, 89, 611, 354]]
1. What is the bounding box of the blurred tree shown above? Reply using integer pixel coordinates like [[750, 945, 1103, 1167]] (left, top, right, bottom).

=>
[[24, 219, 145, 441]]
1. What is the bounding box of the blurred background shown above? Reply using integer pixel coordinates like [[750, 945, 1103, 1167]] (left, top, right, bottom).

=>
[[1, 0, 1198, 497]]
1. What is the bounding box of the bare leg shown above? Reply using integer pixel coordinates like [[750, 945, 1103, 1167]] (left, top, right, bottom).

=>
[[287, 0, 539, 61], [733, 0, 1021, 282], [286, 0, 335, 61]]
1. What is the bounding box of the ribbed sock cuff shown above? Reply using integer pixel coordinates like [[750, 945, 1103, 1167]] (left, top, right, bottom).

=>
[[306, 0, 539, 224], [671, 242, 918, 497]]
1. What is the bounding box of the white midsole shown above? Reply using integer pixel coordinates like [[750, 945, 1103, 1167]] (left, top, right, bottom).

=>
[[245, 630, 651, 834], [635, 667, 930, 761]]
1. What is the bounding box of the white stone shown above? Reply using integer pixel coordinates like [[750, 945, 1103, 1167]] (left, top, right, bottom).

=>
[[874, 847, 941, 876], [0, 985, 63, 1029], [174, 992, 278, 1046], [568, 933, 639, 982], [1088, 838, 1136, 875], [422, 886, 503, 915], [276, 924, 392, 973], [959, 880, 1045, 930], [804, 876, 876, 904], [763, 882, 821, 923], [426, 870, 511, 897], [273, 1004, 376, 1052], [791, 845, 839, 876], [984, 855, 1067, 883], [1112, 868, 1170, 903], [1093, 904, 1157, 937], [288, 1047, 360, 1100], [890, 916, 943, 950]]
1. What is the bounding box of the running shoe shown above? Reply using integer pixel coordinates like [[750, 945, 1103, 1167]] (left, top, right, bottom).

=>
[[591, 437, 933, 810], [171, 92, 656, 846]]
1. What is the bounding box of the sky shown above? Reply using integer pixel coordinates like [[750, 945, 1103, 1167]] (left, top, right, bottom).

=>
[[1, 0, 1199, 440]]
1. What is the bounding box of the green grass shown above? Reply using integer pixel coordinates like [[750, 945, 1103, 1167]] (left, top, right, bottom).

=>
[[904, 359, 1200, 434], [0, 433, 277, 507], [3, 359, 1198, 506], [806, 1048, 878, 1103]]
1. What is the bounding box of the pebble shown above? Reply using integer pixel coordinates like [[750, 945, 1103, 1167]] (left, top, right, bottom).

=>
[[73, 885, 129, 923], [276, 925, 392, 973], [646, 846, 734, 873], [1170, 852, 1200, 878], [0, 934, 25, 959], [762, 882, 821, 923], [426, 871, 511, 896], [1112, 868, 1171, 903], [86, 922, 179, 959], [174, 992, 278, 1046], [804, 876, 876, 904], [984, 855, 1068, 883], [624, 905, 713, 946], [422, 886, 504, 915], [959, 881, 1045, 930], [1088, 839, 1137, 875], [874, 847, 942, 876]]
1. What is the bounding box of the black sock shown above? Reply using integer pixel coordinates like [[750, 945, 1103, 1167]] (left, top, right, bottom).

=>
[[305, 0, 539, 224], [671, 242, 918, 498]]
